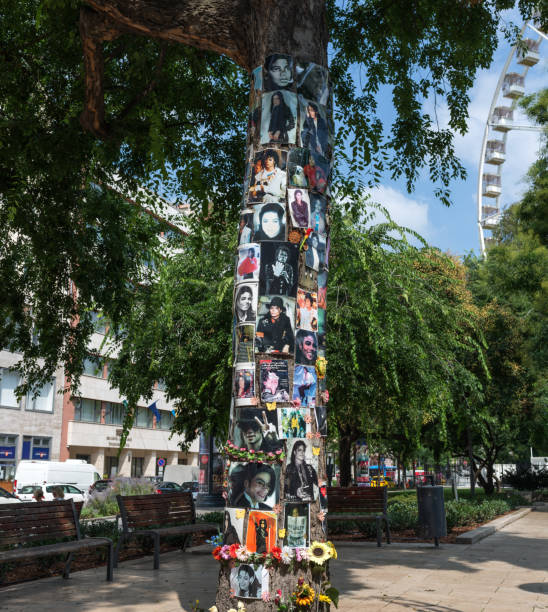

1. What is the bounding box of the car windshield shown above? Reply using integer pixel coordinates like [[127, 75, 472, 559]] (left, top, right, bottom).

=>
[[19, 486, 39, 494]]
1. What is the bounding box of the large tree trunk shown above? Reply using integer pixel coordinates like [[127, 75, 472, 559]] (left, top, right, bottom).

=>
[[79, 2, 332, 609]]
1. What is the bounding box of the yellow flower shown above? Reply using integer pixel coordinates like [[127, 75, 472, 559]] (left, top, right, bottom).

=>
[[326, 540, 338, 560], [294, 584, 316, 607], [237, 603, 246, 611], [208, 607, 218, 612], [319, 594, 332, 604], [228, 609, 237, 612], [308, 541, 332, 565]]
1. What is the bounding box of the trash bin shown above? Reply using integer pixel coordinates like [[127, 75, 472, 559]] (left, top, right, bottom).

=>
[[416, 485, 447, 546]]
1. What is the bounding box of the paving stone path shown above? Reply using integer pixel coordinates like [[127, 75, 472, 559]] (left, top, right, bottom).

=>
[[2, 511, 546, 611]]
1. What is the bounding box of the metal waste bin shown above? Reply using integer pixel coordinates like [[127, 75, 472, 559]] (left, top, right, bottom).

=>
[[416, 485, 447, 546]]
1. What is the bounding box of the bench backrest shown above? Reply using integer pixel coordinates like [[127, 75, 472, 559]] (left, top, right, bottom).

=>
[[327, 486, 387, 515], [117, 492, 195, 532], [0, 500, 80, 549]]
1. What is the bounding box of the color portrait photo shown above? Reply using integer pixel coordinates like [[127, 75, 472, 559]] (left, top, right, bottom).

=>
[[245, 510, 277, 554], [247, 149, 287, 204], [230, 564, 269, 600], [234, 363, 255, 406], [255, 295, 295, 355], [296, 288, 318, 332], [288, 188, 310, 229], [234, 324, 255, 364], [228, 462, 280, 510], [293, 365, 317, 408], [295, 330, 318, 366], [238, 210, 255, 245], [261, 90, 297, 146], [236, 243, 260, 283], [315, 405, 327, 436], [299, 96, 329, 159], [309, 193, 327, 235]]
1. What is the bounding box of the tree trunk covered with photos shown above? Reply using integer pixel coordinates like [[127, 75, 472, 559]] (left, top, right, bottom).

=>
[[79, 1, 334, 609]]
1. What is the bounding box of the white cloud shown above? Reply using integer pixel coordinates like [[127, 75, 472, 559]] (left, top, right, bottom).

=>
[[365, 185, 434, 242]]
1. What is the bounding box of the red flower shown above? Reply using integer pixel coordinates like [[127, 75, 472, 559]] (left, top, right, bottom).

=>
[[271, 546, 282, 561], [229, 543, 239, 559], [212, 546, 222, 561]]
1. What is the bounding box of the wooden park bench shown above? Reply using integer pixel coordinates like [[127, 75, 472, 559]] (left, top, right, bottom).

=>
[[328, 486, 391, 547], [0, 499, 113, 581], [115, 492, 220, 569]]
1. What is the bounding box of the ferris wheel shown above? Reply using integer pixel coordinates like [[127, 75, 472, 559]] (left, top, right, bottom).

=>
[[477, 19, 547, 257]]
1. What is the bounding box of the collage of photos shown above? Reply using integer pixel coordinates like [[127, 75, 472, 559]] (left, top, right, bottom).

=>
[[228, 57, 332, 578]]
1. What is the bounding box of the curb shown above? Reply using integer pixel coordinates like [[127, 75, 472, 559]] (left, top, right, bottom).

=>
[[455, 506, 532, 545]]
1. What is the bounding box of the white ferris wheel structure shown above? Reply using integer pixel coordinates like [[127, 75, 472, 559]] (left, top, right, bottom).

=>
[[477, 18, 547, 257]]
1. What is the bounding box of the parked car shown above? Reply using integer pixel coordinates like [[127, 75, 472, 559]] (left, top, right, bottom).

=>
[[17, 484, 86, 502], [370, 476, 396, 488], [0, 485, 21, 504], [181, 481, 199, 500], [88, 479, 114, 495], [155, 481, 184, 494]]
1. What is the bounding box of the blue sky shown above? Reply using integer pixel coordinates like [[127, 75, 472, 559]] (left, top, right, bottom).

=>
[[357, 19, 546, 257]]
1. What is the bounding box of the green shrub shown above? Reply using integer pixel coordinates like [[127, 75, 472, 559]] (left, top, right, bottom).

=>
[[388, 499, 418, 531]]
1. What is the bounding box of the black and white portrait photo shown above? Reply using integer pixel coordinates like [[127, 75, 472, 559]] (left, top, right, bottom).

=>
[[296, 62, 329, 106], [233, 283, 258, 324], [228, 462, 280, 510], [283, 503, 310, 548], [231, 408, 282, 453], [222, 507, 245, 546], [253, 202, 286, 242], [261, 90, 297, 146], [299, 96, 329, 159], [284, 439, 319, 503], [230, 564, 269, 600], [255, 295, 295, 355], [239, 210, 255, 245], [295, 330, 318, 366], [288, 188, 310, 229], [259, 242, 298, 298], [236, 244, 260, 282], [264, 54, 294, 91], [247, 148, 287, 204]]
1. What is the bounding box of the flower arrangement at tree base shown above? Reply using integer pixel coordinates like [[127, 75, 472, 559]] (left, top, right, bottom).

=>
[[222, 440, 286, 463], [273, 577, 339, 611]]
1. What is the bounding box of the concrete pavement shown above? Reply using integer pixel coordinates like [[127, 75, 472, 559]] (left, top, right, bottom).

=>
[[1, 511, 547, 611]]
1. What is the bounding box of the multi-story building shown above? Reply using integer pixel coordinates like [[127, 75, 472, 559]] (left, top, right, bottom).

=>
[[0, 202, 198, 491]]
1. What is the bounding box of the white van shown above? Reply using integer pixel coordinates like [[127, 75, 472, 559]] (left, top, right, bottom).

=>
[[14, 459, 100, 497]]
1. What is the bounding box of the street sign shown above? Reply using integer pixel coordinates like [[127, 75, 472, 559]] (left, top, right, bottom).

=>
[[157, 458, 166, 467]]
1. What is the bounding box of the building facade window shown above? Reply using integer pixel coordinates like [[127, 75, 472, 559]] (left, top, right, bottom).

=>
[[74, 398, 102, 423], [105, 455, 118, 478], [131, 457, 144, 478], [83, 356, 104, 378], [0, 433, 17, 487], [76, 453, 91, 463], [21, 436, 51, 460], [26, 379, 55, 413], [104, 402, 125, 426], [157, 411, 175, 430], [0, 369, 20, 409], [135, 407, 153, 429], [90, 311, 107, 334]]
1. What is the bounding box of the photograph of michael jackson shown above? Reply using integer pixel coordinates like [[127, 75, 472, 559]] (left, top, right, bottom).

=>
[[284, 439, 319, 503], [231, 407, 282, 453], [255, 295, 295, 355], [260, 90, 297, 146], [229, 461, 280, 510]]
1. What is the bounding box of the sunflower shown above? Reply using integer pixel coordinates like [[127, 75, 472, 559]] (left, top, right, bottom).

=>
[[308, 541, 332, 565], [319, 594, 332, 604], [294, 583, 316, 607], [326, 540, 338, 560]]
